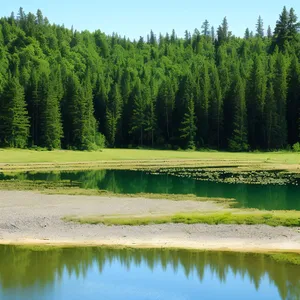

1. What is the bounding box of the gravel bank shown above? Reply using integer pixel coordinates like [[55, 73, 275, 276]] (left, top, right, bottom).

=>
[[0, 191, 299, 252]]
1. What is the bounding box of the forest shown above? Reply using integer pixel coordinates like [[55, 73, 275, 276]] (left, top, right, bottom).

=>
[[0, 6, 299, 151]]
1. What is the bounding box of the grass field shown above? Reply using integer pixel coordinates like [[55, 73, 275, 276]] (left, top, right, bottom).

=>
[[64, 210, 300, 227], [0, 148, 299, 172]]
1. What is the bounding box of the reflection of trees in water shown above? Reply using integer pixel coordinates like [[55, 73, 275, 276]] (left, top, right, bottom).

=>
[[1, 170, 300, 210], [75, 170, 107, 190], [0, 246, 299, 299]]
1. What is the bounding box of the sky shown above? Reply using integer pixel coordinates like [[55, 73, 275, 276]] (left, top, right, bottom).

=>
[[3, 0, 300, 39]]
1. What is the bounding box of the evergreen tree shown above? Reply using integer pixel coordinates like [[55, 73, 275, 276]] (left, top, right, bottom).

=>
[[63, 74, 96, 150], [209, 64, 223, 148], [244, 28, 250, 39], [201, 20, 210, 36], [211, 26, 215, 41], [39, 74, 63, 149], [106, 83, 122, 147], [256, 16, 264, 37], [267, 26, 272, 38], [287, 54, 300, 145], [273, 6, 300, 50], [144, 80, 157, 147], [130, 79, 145, 145], [157, 78, 175, 144], [247, 55, 267, 149], [0, 77, 29, 148], [180, 97, 197, 149], [228, 68, 248, 151], [273, 52, 288, 148], [265, 56, 277, 149], [198, 61, 210, 145], [217, 17, 229, 44], [82, 72, 97, 149], [184, 30, 191, 47]]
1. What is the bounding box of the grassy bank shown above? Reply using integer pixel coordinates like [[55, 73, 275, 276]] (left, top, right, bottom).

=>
[[64, 210, 300, 227], [0, 148, 299, 172]]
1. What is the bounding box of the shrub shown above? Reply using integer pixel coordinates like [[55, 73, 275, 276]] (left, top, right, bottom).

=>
[[292, 142, 300, 152], [95, 133, 106, 149]]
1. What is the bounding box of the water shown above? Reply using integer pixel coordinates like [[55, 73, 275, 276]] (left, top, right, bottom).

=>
[[1, 170, 300, 210], [0, 246, 299, 300]]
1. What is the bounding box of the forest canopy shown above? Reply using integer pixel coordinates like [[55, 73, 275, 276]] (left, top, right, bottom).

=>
[[0, 6, 299, 151]]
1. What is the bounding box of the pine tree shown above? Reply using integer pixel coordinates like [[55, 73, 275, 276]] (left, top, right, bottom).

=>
[[157, 78, 175, 143], [267, 26, 272, 38], [244, 28, 250, 39], [106, 83, 122, 147], [256, 16, 264, 37], [130, 79, 145, 145], [273, 6, 289, 50], [287, 54, 300, 145], [39, 74, 63, 149], [288, 8, 300, 41], [82, 72, 97, 150], [273, 6, 300, 50], [63, 74, 95, 150], [0, 77, 29, 148], [184, 30, 191, 47], [198, 61, 210, 145], [180, 97, 197, 149], [27, 69, 41, 146], [94, 74, 108, 134], [209, 64, 223, 148], [228, 68, 248, 151], [144, 80, 156, 147], [211, 26, 215, 42], [265, 56, 277, 149], [247, 55, 267, 149], [273, 52, 288, 148], [217, 17, 229, 44], [201, 20, 210, 36]]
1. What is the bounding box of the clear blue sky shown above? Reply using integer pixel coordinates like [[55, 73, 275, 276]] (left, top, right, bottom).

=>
[[3, 0, 300, 39]]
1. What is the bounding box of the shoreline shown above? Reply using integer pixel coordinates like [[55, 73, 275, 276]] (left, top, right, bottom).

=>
[[1, 238, 300, 254], [0, 191, 300, 255]]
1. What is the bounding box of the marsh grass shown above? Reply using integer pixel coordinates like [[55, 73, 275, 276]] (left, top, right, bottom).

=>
[[64, 210, 300, 227]]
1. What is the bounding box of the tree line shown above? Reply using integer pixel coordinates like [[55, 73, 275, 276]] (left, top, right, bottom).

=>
[[0, 6, 300, 151]]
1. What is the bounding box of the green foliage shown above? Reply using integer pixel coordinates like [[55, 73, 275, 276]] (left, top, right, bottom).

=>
[[0, 77, 29, 148], [95, 132, 106, 148], [180, 97, 197, 149], [292, 142, 300, 152], [228, 69, 249, 151], [0, 7, 299, 151]]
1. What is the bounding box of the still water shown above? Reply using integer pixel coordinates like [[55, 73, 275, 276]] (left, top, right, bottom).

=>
[[1, 169, 300, 210], [0, 246, 299, 300]]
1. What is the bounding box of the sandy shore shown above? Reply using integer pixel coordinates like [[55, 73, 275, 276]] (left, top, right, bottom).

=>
[[0, 191, 300, 253]]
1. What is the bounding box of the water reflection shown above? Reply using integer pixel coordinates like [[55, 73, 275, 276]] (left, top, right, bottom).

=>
[[0, 246, 299, 300], [1, 170, 300, 210]]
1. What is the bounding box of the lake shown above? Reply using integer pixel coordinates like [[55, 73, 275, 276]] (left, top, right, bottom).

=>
[[0, 246, 299, 300], [1, 169, 300, 210]]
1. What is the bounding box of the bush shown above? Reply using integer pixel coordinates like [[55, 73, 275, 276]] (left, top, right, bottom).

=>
[[95, 133, 106, 149], [292, 142, 300, 152]]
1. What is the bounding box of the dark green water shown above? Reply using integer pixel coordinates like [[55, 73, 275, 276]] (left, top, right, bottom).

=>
[[1, 169, 300, 210], [0, 246, 299, 300]]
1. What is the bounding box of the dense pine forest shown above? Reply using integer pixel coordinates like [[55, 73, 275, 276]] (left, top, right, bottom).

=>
[[0, 7, 300, 151]]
